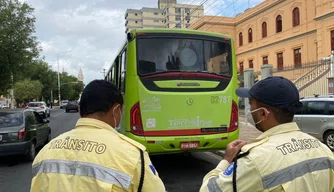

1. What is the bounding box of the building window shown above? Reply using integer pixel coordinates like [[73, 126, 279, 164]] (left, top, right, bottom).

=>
[[186, 24, 190, 28], [135, 13, 138, 16], [292, 8, 300, 27], [176, 23, 181, 28], [154, 20, 159, 23], [263, 56, 268, 65], [239, 62, 244, 74], [262, 22, 267, 38], [154, 12, 158, 15], [294, 48, 302, 68], [331, 30, 334, 51], [175, 15, 181, 21], [135, 21, 138, 23], [239, 32, 243, 46], [276, 15, 282, 33], [249, 60, 253, 68], [175, 8, 181, 14], [277, 52, 284, 70], [248, 28, 253, 43], [185, 8, 190, 13]]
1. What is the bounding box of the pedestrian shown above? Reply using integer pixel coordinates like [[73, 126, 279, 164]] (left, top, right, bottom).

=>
[[30, 80, 166, 192], [200, 76, 334, 192]]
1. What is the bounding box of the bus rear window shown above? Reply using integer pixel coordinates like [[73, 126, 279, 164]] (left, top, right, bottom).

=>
[[137, 37, 232, 77]]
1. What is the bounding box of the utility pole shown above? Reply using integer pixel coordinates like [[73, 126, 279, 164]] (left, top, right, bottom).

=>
[[101, 69, 106, 79], [10, 73, 14, 109], [57, 51, 71, 105]]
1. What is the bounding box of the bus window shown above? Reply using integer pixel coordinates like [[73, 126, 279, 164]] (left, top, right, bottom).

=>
[[120, 50, 127, 94], [137, 38, 232, 77]]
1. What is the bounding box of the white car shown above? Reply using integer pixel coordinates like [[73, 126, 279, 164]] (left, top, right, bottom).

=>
[[26, 102, 50, 118]]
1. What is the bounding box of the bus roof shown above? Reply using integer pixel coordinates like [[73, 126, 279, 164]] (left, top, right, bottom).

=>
[[129, 28, 233, 40]]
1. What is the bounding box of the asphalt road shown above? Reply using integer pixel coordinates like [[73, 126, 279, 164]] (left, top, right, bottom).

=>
[[0, 108, 222, 192]]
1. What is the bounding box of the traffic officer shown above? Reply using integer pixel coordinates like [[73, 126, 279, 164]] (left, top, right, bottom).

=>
[[200, 76, 334, 192], [30, 80, 166, 192]]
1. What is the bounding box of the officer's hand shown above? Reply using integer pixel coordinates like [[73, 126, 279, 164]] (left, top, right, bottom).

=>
[[223, 140, 247, 163]]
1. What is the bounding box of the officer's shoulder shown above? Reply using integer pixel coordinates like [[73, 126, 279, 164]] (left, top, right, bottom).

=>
[[117, 133, 146, 151], [241, 137, 269, 153]]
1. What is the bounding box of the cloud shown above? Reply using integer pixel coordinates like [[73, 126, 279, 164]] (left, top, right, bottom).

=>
[[22, 0, 264, 85]]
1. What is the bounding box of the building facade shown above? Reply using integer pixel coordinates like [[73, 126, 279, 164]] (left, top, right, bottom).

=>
[[125, 0, 204, 33], [189, 0, 334, 75]]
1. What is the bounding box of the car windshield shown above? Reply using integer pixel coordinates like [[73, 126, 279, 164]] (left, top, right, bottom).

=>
[[69, 101, 77, 104], [137, 37, 232, 76], [28, 103, 42, 107], [0, 112, 24, 128]]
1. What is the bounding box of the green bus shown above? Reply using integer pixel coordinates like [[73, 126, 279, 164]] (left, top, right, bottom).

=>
[[105, 28, 239, 154]]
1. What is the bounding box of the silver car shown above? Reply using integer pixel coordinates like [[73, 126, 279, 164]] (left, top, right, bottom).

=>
[[293, 95, 334, 151]]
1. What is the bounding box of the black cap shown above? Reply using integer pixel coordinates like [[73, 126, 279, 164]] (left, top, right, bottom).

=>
[[236, 76, 303, 113]]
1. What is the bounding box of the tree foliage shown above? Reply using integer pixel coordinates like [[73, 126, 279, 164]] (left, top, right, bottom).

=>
[[0, 0, 84, 105], [0, 0, 40, 93], [14, 79, 43, 103]]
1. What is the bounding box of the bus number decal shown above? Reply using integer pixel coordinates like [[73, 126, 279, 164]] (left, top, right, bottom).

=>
[[211, 96, 231, 104]]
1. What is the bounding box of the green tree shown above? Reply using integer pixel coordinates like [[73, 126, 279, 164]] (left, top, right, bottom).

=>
[[0, 0, 40, 93], [60, 72, 83, 101], [14, 79, 43, 103], [20, 60, 58, 101]]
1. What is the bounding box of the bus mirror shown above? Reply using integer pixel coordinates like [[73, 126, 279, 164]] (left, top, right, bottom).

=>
[[127, 33, 134, 42]]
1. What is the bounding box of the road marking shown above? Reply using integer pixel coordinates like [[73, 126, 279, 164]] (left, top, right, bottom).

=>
[[53, 111, 65, 118]]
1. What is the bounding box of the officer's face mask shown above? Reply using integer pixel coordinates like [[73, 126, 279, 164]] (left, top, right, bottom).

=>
[[245, 105, 269, 127], [112, 105, 122, 131]]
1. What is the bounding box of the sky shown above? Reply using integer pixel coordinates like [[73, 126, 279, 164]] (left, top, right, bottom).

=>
[[19, 0, 264, 85]]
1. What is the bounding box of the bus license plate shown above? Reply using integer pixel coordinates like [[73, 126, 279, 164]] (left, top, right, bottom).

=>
[[180, 142, 199, 149]]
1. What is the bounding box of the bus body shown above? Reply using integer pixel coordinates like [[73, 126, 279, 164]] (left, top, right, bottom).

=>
[[106, 28, 239, 155]]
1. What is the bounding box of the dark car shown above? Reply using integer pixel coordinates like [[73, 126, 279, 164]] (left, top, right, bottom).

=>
[[0, 109, 51, 161], [65, 101, 79, 112]]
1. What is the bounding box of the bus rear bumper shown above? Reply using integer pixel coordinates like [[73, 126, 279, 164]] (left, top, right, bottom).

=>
[[125, 129, 239, 155]]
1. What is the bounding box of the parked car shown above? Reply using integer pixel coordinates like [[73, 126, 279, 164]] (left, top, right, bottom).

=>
[[60, 100, 69, 109], [26, 102, 50, 118], [293, 95, 334, 151], [0, 109, 51, 161], [65, 101, 79, 112]]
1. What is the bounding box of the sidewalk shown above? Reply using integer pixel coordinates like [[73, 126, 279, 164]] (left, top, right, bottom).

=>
[[214, 112, 262, 156]]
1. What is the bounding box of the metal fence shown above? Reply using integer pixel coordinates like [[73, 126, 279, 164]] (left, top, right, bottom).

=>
[[254, 59, 332, 97]]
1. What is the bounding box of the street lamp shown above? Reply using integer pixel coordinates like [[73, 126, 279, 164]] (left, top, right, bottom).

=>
[[57, 51, 71, 105]]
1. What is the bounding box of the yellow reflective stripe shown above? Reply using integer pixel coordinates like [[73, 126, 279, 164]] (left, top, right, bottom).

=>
[[32, 159, 132, 188], [262, 157, 334, 189]]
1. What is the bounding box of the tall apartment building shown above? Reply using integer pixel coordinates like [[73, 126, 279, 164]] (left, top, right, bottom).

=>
[[125, 0, 204, 33]]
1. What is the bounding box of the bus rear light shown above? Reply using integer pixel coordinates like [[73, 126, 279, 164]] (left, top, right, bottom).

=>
[[216, 137, 228, 140], [130, 102, 144, 136], [227, 101, 238, 132]]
